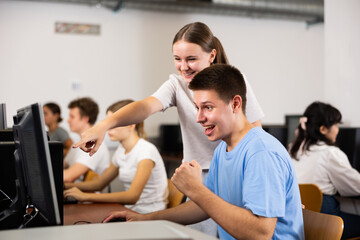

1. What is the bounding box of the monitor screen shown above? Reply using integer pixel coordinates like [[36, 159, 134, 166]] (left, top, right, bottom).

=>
[[0, 129, 13, 141], [159, 124, 183, 155], [262, 125, 288, 148], [0, 103, 7, 130], [285, 115, 302, 146], [336, 127, 360, 172], [12, 103, 61, 226]]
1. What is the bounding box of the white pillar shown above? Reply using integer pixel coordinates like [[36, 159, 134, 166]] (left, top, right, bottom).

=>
[[324, 0, 360, 126]]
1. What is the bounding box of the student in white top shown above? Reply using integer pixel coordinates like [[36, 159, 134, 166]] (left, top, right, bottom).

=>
[[73, 22, 264, 236], [64, 97, 110, 183], [289, 101, 360, 239], [64, 99, 168, 214]]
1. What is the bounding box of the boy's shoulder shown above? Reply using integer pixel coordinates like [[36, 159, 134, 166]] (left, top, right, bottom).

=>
[[243, 127, 288, 155], [215, 127, 288, 157]]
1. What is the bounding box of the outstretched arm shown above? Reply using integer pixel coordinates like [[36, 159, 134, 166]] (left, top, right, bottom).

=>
[[73, 96, 163, 156], [173, 160, 277, 240]]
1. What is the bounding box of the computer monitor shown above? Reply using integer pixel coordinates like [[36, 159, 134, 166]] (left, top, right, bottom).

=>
[[159, 124, 183, 155], [0, 103, 7, 130], [262, 125, 288, 148], [11, 103, 61, 227], [336, 127, 360, 172], [0, 129, 13, 141], [285, 115, 302, 146], [0, 141, 64, 229]]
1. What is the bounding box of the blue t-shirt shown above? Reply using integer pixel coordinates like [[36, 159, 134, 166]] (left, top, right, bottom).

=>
[[204, 127, 304, 240]]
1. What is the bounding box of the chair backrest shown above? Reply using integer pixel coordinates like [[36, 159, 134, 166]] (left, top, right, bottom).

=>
[[299, 183, 323, 212], [303, 208, 344, 240], [167, 179, 184, 208], [84, 170, 100, 182]]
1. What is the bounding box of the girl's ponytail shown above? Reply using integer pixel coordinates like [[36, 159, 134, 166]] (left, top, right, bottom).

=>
[[213, 36, 229, 64]]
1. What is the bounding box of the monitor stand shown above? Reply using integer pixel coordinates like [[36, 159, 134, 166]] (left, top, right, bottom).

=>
[[0, 179, 25, 230]]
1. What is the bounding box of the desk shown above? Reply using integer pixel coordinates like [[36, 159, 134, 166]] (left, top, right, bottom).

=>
[[0, 220, 217, 240], [64, 202, 128, 225], [0, 202, 218, 239]]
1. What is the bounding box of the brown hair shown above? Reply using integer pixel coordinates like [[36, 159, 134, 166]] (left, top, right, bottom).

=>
[[189, 64, 247, 113], [68, 97, 99, 125], [44, 102, 63, 123], [173, 22, 229, 64], [106, 99, 147, 139]]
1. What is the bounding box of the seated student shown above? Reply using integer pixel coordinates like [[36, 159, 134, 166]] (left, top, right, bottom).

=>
[[64, 97, 110, 183], [64, 99, 168, 213], [289, 101, 360, 239], [102, 65, 304, 240], [43, 102, 73, 157]]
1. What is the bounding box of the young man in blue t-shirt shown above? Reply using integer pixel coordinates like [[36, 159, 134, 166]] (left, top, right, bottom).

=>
[[103, 64, 304, 239]]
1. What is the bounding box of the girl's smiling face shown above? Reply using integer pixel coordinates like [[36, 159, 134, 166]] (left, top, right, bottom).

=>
[[172, 40, 216, 84]]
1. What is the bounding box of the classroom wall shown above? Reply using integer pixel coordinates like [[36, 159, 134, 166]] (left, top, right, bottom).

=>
[[0, 0, 335, 141]]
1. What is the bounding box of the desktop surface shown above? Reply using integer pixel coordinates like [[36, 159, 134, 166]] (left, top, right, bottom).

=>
[[63, 202, 129, 225], [0, 220, 216, 240]]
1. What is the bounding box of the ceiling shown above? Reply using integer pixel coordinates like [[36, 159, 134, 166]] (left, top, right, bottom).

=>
[[19, 0, 324, 23]]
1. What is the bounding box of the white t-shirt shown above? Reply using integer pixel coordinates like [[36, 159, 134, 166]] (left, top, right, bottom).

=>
[[292, 142, 360, 196], [152, 73, 264, 169], [64, 142, 110, 181], [112, 138, 168, 214]]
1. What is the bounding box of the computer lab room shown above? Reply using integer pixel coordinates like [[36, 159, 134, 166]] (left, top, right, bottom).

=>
[[0, 0, 360, 239]]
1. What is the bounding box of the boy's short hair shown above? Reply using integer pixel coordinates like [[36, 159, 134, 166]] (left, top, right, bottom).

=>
[[68, 97, 99, 125], [189, 64, 247, 113]]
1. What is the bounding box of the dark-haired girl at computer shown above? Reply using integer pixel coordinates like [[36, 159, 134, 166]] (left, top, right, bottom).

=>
[[43, 102, 73, 157], [289, 101, 360, 239], [64, 100, 168, 214]]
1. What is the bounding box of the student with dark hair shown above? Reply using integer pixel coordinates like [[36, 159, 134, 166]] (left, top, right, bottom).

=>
[[102, 65, 304, 240], [64, 99, 168, 214], [73, 22, 264, 236], [64, 97, 110, 183], [43, 102, 73, 156], [289, 101, 360, 239]]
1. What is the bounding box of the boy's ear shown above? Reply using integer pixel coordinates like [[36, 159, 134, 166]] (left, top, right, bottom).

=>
[[81, 115, 90, 124], [232, 95, 242, 113], [319, 125, 328, 135]]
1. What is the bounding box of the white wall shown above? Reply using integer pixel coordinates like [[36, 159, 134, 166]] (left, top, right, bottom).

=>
[[324, 0, 360, 126], [0, 1, 326, 141]]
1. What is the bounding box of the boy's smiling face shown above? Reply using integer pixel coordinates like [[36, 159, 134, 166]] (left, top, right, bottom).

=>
[[193, 89, 234, 142]]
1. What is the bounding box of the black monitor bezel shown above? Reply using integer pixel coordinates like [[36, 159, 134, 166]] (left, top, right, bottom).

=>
[[0, 103, 7, 130], [285, 114, 302, 145], [12, 103, 61, 226]]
